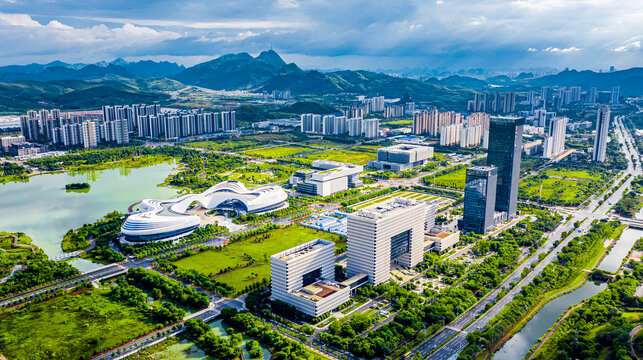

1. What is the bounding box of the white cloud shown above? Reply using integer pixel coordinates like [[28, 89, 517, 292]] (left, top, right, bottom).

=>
[[196, 31, 260, 43], [614, 40, 641, 52], [71, 16, 305, 30], [527, 48, 537, 52], [543, 46, 581, 52], [0, 13, 181, 57]]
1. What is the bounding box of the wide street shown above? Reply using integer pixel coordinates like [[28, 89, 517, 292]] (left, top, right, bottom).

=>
[[410, 116, 641, 360]]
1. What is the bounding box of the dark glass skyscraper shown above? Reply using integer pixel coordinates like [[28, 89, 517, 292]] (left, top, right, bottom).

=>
[[463, 166, 497, 234], [487, 116, 524, 219]]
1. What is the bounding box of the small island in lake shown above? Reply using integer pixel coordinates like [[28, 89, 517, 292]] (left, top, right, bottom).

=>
[[65, 182, 91, 192]]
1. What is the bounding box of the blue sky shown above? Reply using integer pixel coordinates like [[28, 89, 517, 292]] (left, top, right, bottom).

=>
[[0, 0, 641, 71]]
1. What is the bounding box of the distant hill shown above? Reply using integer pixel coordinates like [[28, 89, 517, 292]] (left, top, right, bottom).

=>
[[0, 80, 170, 112], [278, 101, 337, 115], [425, 75, 489, 90], [0, 59, 185, 82], [172, 50, 286, 90], [526, 68, 643, 96]]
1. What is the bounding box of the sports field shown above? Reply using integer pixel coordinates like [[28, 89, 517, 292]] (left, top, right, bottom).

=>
[[285, 149, 376, 166], [172, 225, 346, 292], [350, 190, 454, 210]]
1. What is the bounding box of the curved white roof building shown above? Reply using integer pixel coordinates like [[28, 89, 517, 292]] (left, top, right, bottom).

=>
[[121, 181, 288, 243]]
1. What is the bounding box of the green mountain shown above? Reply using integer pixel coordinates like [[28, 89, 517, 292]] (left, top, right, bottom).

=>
[[0, 80, 171, 113], [425, 75, 489, 90], [278, 101, 337, 115], [172, 50, 286, 90], [260, 64, 474, 109], [527, 68, 643, 95]]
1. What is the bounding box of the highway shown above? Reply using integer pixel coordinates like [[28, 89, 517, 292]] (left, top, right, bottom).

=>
[[409, 116, 641, 360]]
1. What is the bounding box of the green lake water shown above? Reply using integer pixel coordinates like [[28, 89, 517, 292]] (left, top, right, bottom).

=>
[[0, 162, 179, 264]]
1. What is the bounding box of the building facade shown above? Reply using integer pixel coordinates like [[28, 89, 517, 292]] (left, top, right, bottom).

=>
[[592, 106, 611, 162], [346, 197, 426, 285], [487, 116, 524, 219], [270, 239, 350, 317], [463, 166, 498, 234]]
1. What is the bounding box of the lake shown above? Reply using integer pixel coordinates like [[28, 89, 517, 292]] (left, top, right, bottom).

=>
[[0, 162, 178, 262]]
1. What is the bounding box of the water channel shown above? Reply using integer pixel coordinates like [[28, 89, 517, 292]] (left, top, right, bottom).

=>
[[493, 226, 643, 360], [0, 162, 178, 269]]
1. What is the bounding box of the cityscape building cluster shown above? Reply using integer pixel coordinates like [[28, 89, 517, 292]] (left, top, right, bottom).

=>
[[300, 114, 379, 139]]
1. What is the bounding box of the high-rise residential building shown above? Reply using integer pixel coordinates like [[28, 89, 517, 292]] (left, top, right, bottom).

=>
[[347, 117, 362, 137], [270, 239, 350, 317], [592, 106, 611, 162], [362, 118, 380, 139], [440, 123, 463, 146], [371, 96, 385, 112], [610, 86, 620, 105], [543, 117, 568, 158], [81, 121, 98, 148], [322, 115, 335, 135], [384, 105, 404, 118], [346, 197, 426, 285], [460, 125, 483, 148], [463, 166, 498, 234], [221, 111, 236, 131], [466, 112, 490, 131], [412, 110, 429, 135], [487, 116, 524, 219], [587, 87, 598, 104], [501, 92, 516, 113]]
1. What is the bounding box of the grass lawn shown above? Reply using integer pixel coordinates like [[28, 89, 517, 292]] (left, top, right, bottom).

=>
[[0, 288, 158, 360], [431, 166, 468, 190], [185, 139, 265, 152], [173, 225, 346, 293], [349, 145, 382, 153], [245, 145, 315, 159], [519, 177, 594, 204], [543, 168, 602, 181], [285, 149, 376, 166]]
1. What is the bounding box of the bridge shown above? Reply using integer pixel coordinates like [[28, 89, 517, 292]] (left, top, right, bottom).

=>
[[618, 218, 643, 230], [49, 251, 83, 261]]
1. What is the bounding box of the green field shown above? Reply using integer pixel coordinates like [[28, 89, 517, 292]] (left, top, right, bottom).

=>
[[430, 166, 468, 190], [226, 163, 301, 186], [285, 149, 376, 166], [173, 225, 346, 292], [245, 145, 315, 159], [519, 177, 596, 205], [0, 289, 157, 360], [184, 139, 264, 152], [542, 168, 601, 181], [351, 190, 454, 210]]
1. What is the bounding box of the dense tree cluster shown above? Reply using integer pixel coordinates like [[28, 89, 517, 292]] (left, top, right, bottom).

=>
[[126, 267, 209, 309], [156, 260, 234, 296], [183, 318, 241, 360], [223, 310, 317, 360], [613, 175, 643, 217], [0, 162, 30, 177], [111, 281, 185, 325], [0, 257, 79, 297]]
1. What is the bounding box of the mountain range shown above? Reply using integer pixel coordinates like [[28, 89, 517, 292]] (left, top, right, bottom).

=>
[[0, 50, 642, 113]]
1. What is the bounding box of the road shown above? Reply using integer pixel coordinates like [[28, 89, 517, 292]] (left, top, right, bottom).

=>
[[409, 116, 641, 360], [0, 264, 128, 308]]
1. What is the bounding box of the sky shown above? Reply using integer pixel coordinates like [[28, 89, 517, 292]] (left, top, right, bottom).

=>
[[0, 0, 641, 72]]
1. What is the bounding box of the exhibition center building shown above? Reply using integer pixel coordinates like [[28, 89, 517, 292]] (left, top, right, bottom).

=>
[[120, 181, 288, 244]]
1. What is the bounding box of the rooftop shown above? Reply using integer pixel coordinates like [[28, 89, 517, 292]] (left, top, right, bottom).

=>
[[355, 197, 422, 219], [271, 238, 334, 262], [292, 280, 347, 302]]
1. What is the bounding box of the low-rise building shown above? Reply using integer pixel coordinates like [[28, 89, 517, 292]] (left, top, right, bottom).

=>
[[8, 142, 47, 157], [424, 230, 460, 252], [0, 135, 25, 153], [368, 144, 434, 171], [270, 239, 350, 317], [290, 160, 363, 197]]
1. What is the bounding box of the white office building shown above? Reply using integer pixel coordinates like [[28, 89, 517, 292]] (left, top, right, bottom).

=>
[[271, 239, 350, 317], [346, 197, 426, 285], [291, 160, 363, 196], [368, 144, 434, 171], [592, 106, 611, 162]]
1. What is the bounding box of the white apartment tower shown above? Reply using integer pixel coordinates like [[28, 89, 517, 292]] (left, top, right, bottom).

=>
[[543, 116, 568, 158], [346, 197, 426, 285]]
